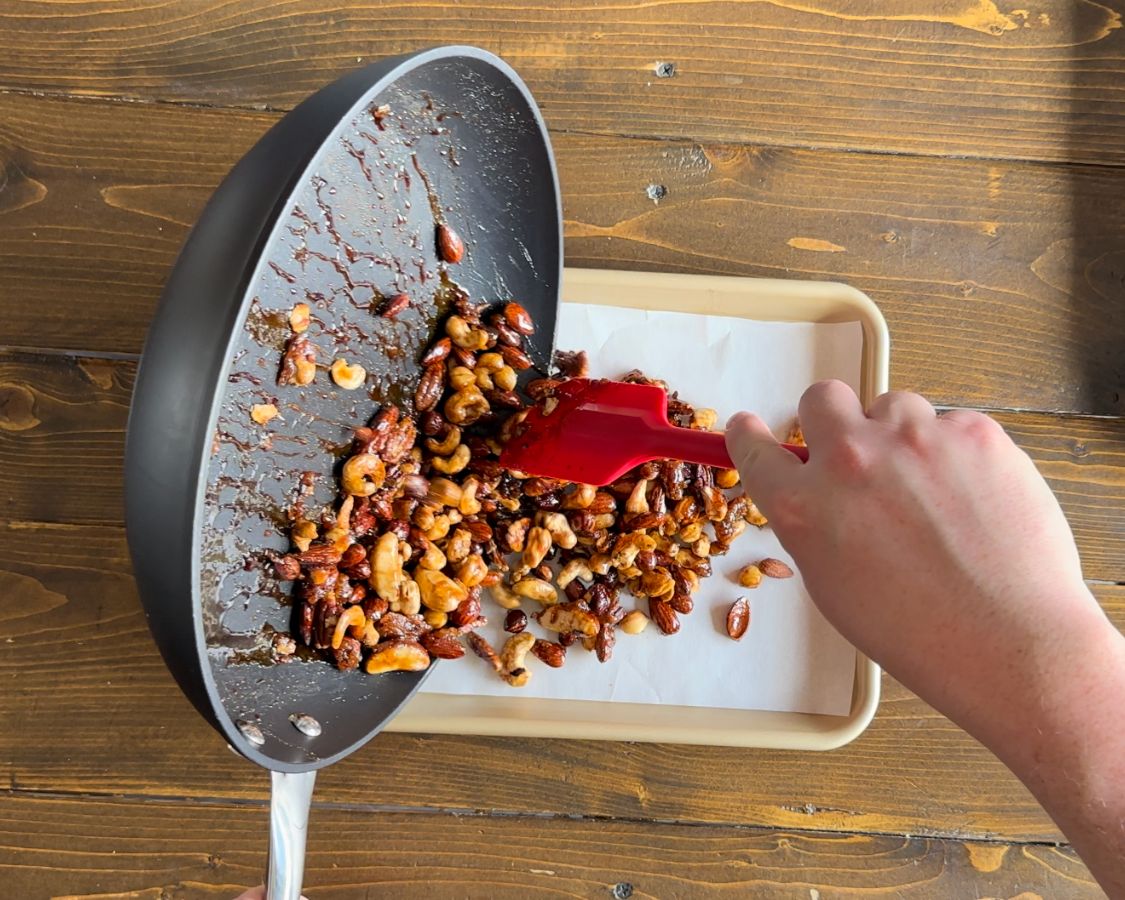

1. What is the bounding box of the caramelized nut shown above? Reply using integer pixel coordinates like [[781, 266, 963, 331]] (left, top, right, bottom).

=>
[[737, 564, 763, 588], [330, 358, 367, 390], [758, 558, 794, 579], [289, 303, 311, 333], [250, 403, 280, 425], [726, 597, 751, 640], [619, 610, 650, 635]]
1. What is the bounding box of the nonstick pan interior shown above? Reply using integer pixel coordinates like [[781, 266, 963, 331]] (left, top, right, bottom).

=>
[[126, 48, 561, 772]]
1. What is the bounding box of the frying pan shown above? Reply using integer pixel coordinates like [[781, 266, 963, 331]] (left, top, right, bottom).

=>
[[124, 47, 561, 898]]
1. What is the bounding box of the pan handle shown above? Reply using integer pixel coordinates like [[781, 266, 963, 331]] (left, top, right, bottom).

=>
[[266, 769, 317, 900]]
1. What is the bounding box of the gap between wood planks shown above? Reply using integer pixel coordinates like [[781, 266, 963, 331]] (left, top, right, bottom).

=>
[[0, 786, 1073, 849], [3, 83, 1125, 173]]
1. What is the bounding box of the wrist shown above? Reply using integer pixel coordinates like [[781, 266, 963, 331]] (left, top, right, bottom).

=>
[[972, 597, 1125, 814]]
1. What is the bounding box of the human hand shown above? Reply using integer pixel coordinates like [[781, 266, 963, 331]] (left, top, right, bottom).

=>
[[234, 888, 265, 900], [727, 380, 1125, 897], [725, 381, 1104, 730]]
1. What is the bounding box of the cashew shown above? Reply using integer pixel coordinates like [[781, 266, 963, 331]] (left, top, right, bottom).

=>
[[425, 425, 462, 456], [588, 553, 612, 575], [370, 532, 404, 602], [639, 567, 675, 599], [364, 638, 431, 674], [250, 403, 280, 425], [505, 518, 531, 552], [715, 468, 741, 489], [494, 365, 517, 391], [427, 477, 462, 508], [500, 632, 536, 687], [619, 610, 650, 635], [738, 564, 763, 588], [330, 358, 367, 390], [610, 533, 643, 570], [423, 608, 449, 629], [521, 526, 553, 570], [323, 495, 355, 548], [448, 366, 476, 391], [626, 479, 650, 515], [563, 483, 597, 509], [415, 568, 469, 612], [512, 577, 558, 606], [395, 578, 422, 616], [413, 505, 436, 530], [692, 535, 711, 558], [444, 387, 490, 425], [445, 526, 473, 564], [446, 315, 490, 350], [423, 514, 451, 542], [591, 513, 616, 531], [431, 443, 470, 475], [476, 352, 504, 372], [459, 477, 482, 515], [487, 581, 522, 610], [556, 558, 593, 590], [702, 486, 728, 522], [744, 500, 768, 527], [289, 302, 311, 333], [415, 541, 445, 572], [679, 522, 703, 543], [291, 519, 317, 552], [456, 554, 488, 588], [691, 407, 718, 430], [331, 605, 366, 649], [342, 453, 386, 497], [537, 512, 577, 550], [537, 601, 599, 637]]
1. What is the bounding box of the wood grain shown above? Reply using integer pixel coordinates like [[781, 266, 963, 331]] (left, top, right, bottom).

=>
[[0, 793, 1099, 900], [3, 350, 1122, 578], [2, 92, 1123, 413], [0, 0, 1124, 164], [1, 519, 1121, 843]]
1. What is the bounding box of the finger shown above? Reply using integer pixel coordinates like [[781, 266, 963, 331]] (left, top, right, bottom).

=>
[[797, 380, 866, 447], [866, 390, 936, 426], [725, 412, 803, 507], [234, 888, 267, 900], [938, 408, 1009, 442]]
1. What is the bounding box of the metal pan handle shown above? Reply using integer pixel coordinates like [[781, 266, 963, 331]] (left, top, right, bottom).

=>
[[266, 769, 317, 900]]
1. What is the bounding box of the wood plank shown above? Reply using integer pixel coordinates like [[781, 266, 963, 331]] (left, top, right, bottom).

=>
[[0, 0, 1124, 164], [4, 351, 1122, 579], [1, 519, 1121, 843], [0, 793, 1099, 900], [2, 92, 1123, 414]]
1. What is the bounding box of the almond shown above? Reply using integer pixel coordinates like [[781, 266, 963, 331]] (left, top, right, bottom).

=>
[[726, 597, 751, 640], [758, 558, 794, 579]]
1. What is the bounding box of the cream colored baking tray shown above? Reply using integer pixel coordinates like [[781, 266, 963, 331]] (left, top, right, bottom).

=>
[[390, 267, 889, 750]]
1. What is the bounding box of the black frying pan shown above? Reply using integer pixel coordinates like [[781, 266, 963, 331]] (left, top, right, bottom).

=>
[[124, 47, 561, 898]]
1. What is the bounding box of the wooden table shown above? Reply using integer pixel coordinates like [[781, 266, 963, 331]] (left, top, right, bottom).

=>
[[1, 2, 1123, 897]]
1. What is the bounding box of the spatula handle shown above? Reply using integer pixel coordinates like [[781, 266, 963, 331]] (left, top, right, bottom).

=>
[[648, 427, 809, 468]]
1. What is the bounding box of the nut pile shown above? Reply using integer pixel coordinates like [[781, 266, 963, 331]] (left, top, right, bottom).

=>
[[268, 286, 784, 686]]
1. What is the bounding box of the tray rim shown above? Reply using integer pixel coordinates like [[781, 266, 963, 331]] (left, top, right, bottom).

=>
[[389, 266, 889, 750]]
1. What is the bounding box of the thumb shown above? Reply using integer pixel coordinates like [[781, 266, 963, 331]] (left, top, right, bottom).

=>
[[725, 412, 803, 508]]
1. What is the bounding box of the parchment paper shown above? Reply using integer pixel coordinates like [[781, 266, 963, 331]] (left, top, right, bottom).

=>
[[422, 303, 862, 715]]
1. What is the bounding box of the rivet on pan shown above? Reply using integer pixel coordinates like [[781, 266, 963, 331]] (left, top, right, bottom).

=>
[[646, 183, 667, 203], [654, 61, 676, 78], [237, 720, 266, 747], [290, 713, 322, 737]]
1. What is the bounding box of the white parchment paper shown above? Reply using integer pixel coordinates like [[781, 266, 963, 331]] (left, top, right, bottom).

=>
[[422, 303, 862, 716]]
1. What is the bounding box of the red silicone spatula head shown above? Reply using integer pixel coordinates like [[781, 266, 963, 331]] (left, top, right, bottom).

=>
[[500, 379, 667, 484], [499, 378, 810, 485], [499, 379, 735, 484]]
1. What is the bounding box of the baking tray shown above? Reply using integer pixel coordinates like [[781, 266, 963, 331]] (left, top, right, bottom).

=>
[[390, 267, 889, 750]]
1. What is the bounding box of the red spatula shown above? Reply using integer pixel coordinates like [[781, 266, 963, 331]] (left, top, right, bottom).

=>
[[499, 378, 809, 485]]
